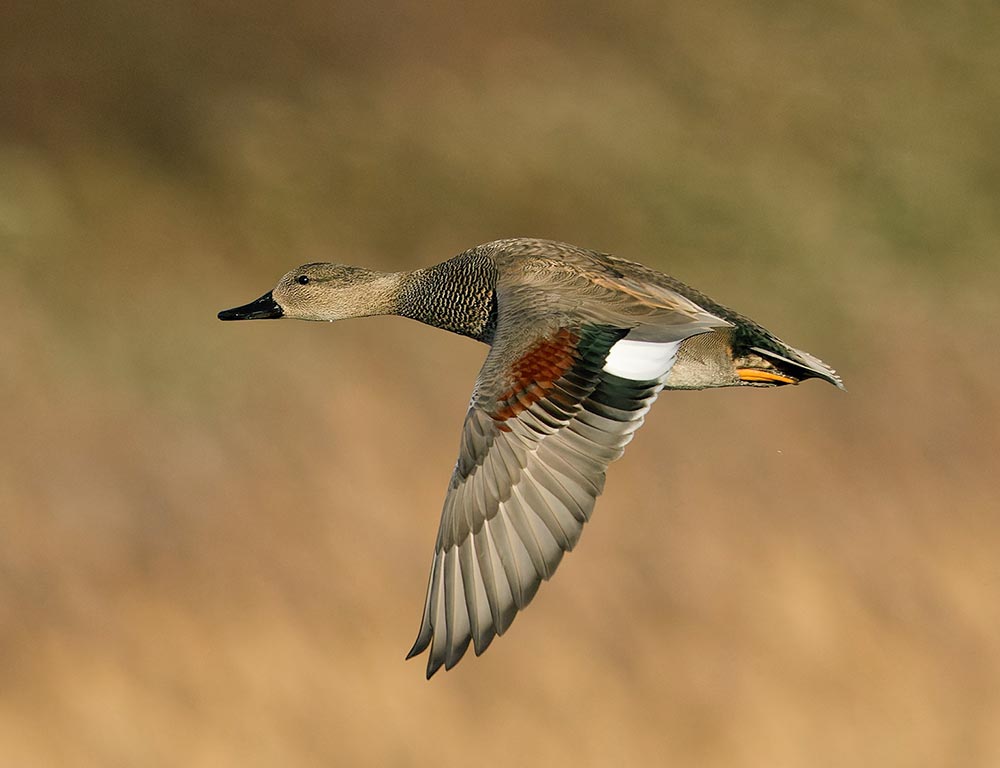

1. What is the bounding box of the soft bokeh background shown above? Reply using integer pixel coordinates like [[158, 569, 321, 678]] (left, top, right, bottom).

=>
[[2, 1, 998, 765]]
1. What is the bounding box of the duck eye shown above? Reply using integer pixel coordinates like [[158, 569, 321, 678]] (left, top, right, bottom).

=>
[[296, 275, 310, 285]]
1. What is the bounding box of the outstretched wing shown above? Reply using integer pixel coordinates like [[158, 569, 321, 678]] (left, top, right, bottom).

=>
[[406, 323, 687, 677]]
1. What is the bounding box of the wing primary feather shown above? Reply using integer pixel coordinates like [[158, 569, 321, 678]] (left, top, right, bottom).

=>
[[443, 547, 457, 663], [483, 523, 518, 633], [406, 552, 437, 660], [502, 487, 551, 578], [479, 450, 504, 510], [560, 425, 626, 463], [501, 506, 543, 606], [460, 537, 494, 654], [574, 406, 638, 435], [444, 546, 472, 670], [487, 507, 527, 608], [489, 440, 526, 507], [537, 438, 605, 496], [518, 468, 575, 551], [473, 525, 503, 630], [527, 460, 591, 529], [494, 430, 529, 474], [548, 428, 614, 472], [471, 468, 494, 532], [516, 484, 566, 579], [444, 486, 463, 549], [426, 559, 448, 678], [569, 414, 635, 447]]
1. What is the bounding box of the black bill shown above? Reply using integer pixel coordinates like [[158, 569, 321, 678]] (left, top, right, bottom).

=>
[[218, 291, 284, 321]]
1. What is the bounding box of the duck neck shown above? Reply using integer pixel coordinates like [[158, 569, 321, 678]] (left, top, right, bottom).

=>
[[393, 251, 499, 343]]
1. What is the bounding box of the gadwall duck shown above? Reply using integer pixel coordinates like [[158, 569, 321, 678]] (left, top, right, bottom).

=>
[[219, 238, 842, 678]]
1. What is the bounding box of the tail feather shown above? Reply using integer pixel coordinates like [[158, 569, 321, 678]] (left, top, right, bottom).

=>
[[751, 345, 845, 390]]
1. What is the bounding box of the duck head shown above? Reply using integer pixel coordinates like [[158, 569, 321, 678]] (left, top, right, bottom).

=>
[[218, 263, 399, 322]]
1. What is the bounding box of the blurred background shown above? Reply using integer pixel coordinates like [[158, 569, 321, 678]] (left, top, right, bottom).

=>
[[2, 0, 999, 765]]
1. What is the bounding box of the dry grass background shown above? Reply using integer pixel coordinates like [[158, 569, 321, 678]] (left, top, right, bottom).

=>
[[2, 1, 999, 765]]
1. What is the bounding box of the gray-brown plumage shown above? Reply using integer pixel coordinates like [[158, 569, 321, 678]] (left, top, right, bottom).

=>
[[218, 237, 843, 678]]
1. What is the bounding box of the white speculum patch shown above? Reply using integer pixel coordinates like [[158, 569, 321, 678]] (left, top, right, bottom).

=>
[[602, 339, 682, 381]]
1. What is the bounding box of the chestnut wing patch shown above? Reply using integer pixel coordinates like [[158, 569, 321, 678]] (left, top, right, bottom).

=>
[[490, 328, 582, 427]]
